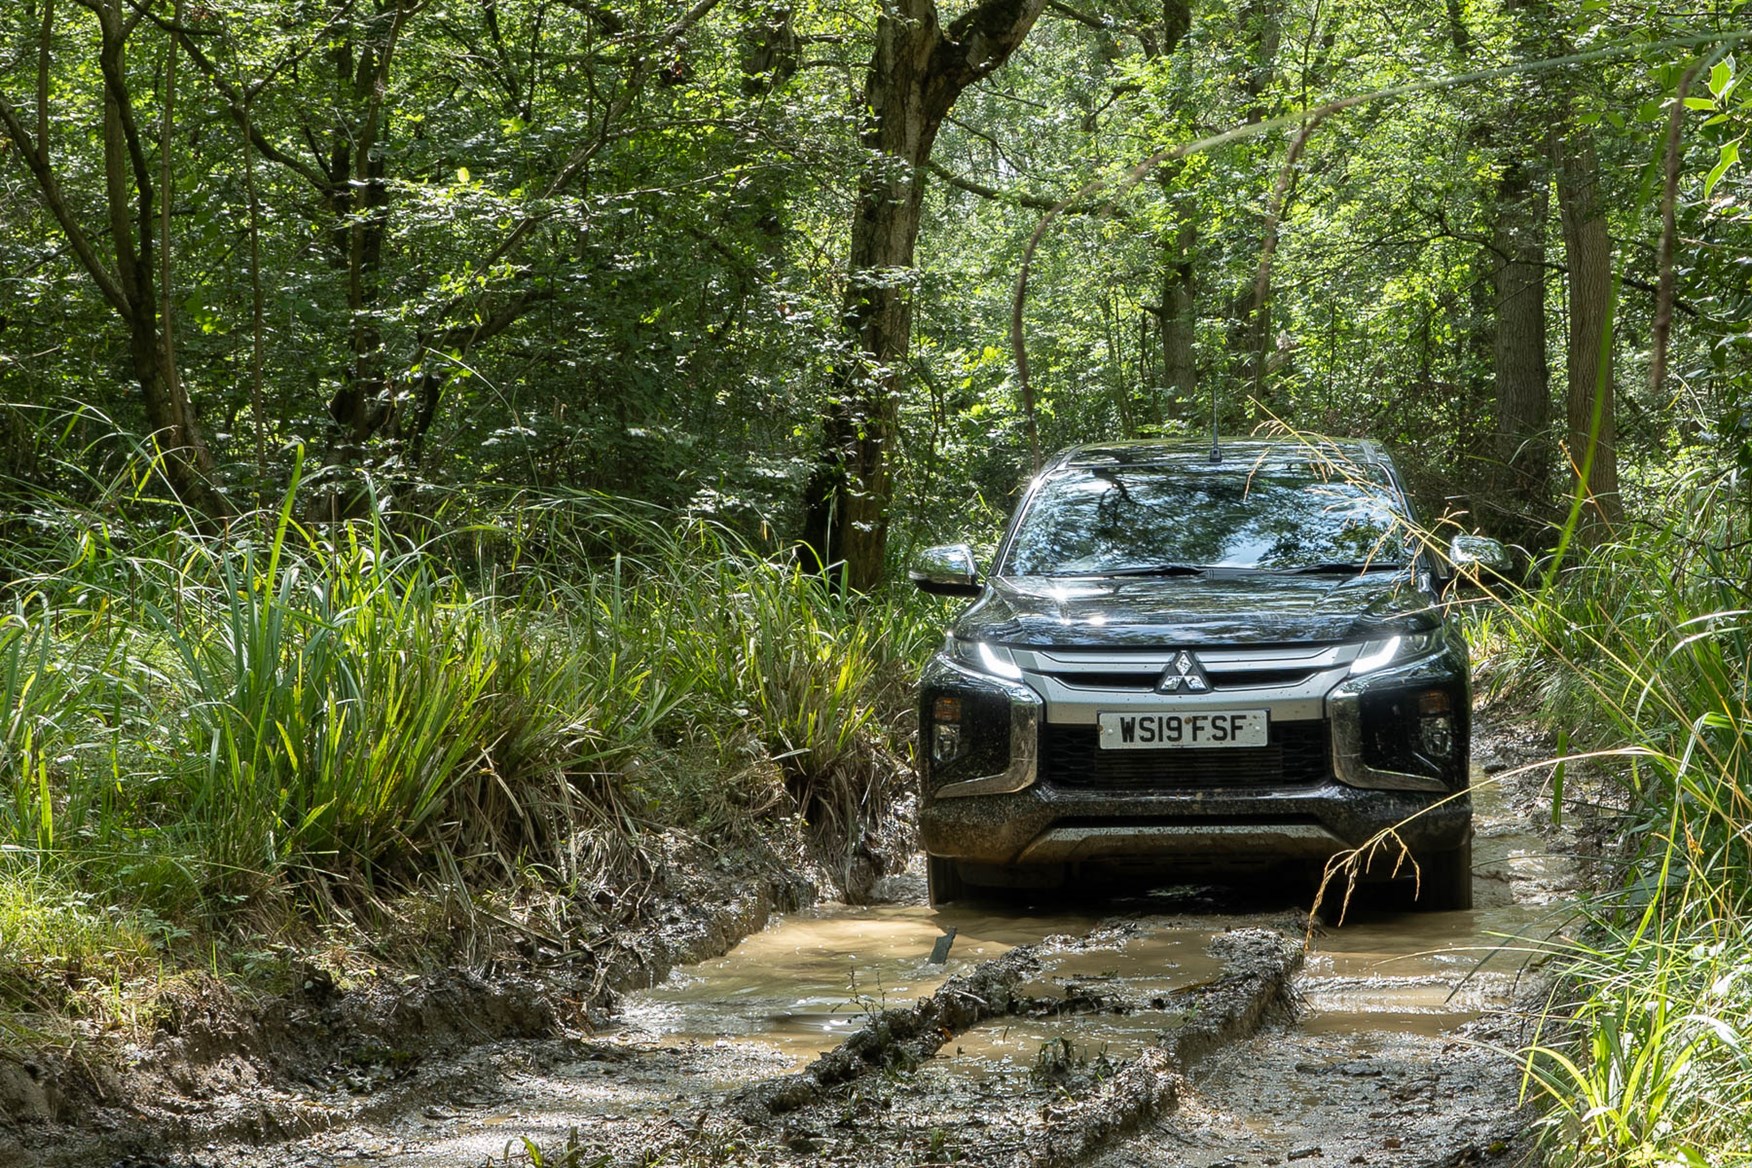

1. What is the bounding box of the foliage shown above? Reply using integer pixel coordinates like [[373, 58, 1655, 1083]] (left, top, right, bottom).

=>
[[5, 0, 1752, 1144], [1478, 454, 1752, 1164], [0, 437, 929, 1005]]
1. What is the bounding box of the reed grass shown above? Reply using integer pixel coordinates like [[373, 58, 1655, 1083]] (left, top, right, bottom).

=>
[[1479, 458, 1752, 1165], [0, 441, 932, 1011]]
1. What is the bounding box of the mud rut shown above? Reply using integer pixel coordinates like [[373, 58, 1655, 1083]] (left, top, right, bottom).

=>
[[152, 720, 1575, 1168]]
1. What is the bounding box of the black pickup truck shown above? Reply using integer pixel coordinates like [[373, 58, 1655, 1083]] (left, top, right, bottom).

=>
[[910, 437, 1509, 910]]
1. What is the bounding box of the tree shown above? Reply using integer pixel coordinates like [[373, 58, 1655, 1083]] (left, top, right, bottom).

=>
[[0, 0, 227, 516], [1469, 0, 1555, 542], [1554, 121, 1621, 530], [1526, 0, 1622, 533], [1487, 150, 1555, 538], [1147, 0, 1196, 421], [799, 0, 1046, 590]]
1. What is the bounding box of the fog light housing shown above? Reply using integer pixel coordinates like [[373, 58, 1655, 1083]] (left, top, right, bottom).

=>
[[1359, 686, 1460, 780]]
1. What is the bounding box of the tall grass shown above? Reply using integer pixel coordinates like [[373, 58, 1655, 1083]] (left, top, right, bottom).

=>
[[0, 446, 934, 1003], [1481, 458, 1752, 1164]]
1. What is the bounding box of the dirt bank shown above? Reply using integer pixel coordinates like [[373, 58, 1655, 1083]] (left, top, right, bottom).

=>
[[0, 823, 864, 1167]]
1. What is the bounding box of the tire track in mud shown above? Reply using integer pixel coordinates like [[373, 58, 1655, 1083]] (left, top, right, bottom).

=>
[[396, 717, 1567, 1168], [1022, 929, 1302, 1168], [724, 927, 1302, 1160]]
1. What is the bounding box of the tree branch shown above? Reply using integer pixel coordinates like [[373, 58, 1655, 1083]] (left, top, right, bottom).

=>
[[931, 0, 1048, 110], [471, 0, 724, 282], [1045, 0, 1105, 30], [927, 160, 1105, 214], [0, 85, 132, 317], [1653, 58, 1706, 397], [128, 0, 348, 192], [1009, 25, 1752, 460], [1408, 196, 1700, 318]]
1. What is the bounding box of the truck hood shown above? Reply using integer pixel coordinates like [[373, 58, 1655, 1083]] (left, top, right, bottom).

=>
[[952, 570, 1439, 649]]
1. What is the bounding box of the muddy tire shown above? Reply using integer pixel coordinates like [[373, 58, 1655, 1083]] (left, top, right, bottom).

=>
[[1413, 840, 1473, 911], [926, 854, 964, 907]]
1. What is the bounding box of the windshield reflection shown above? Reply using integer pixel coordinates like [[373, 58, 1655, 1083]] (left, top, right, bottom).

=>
[[1002, 464, 1411, 577]]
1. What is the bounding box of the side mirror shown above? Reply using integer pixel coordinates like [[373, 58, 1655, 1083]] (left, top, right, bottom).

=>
[[910, 544, 982, 597], [1447, 534, 1513, 583]]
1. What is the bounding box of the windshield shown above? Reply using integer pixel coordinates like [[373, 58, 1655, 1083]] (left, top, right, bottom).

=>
[[1001, 461, 1413, 577]]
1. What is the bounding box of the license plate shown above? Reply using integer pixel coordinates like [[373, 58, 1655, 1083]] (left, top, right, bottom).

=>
[[1097, 710, 1269, 749]]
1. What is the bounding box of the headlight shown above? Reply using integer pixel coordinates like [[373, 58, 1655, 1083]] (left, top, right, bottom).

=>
[[1348, 630, 1438, 676], [948, 637, 1025, 681]]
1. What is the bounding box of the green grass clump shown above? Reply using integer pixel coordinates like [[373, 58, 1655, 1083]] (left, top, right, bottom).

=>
[[0, 447, 934, 1010], [0, 862, 160, 1028], [1482, 458, 1752, 1165]]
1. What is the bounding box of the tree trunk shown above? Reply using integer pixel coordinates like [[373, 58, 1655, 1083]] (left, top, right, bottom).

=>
[[1554, 124, 1620, 532], [1222, 0, 1281, 411], [0, 0, 225, 517], [1160, 218, 1197, 419], [102, 6, 221, 516], [1513, 0, 1618, 534], [321, 0, 408, 479], [1488, 154, 1554, 541], [799, 0, 1045, 589], [1152, 2, 1196, 425], [1241, 0, 1281, 125]]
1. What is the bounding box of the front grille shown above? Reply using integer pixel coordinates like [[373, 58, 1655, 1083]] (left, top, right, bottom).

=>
[[1208, 668, 1319, 689], [1040, 668, 1318, 691], [1041, 671, 1162, 690], [1040, 720, 1331, 789]]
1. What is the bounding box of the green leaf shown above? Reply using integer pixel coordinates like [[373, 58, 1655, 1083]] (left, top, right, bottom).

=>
[[1711, 60, 1733, 98], [1683, 96, 1717, 111], [1705, 140, 1740, 199]]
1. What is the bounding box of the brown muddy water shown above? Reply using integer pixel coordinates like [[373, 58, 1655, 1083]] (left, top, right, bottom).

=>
[[615, 773, 1568, 1062], [212, 759, 1574, 1167], [614, 902, 1225, 1068]]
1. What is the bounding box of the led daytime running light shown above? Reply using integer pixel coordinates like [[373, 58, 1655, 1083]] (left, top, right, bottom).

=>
[[1349, 635, 1403, 676], [976, 641, 1025, 680]]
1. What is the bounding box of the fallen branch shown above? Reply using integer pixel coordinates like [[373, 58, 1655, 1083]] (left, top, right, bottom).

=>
[[1025, 928, 1304, 1168], [732, 944, 1043, 1119]]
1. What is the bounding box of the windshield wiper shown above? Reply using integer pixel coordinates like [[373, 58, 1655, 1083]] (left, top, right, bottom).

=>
[[1282, 561, 1406, 575], [1099, 563, 1207, 578]]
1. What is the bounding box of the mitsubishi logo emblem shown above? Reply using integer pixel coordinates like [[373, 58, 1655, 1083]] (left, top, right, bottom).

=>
[[1157, 650, 1212, 693]]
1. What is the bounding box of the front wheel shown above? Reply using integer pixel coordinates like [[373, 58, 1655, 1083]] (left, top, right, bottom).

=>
[[1413, 840, 1473, 911], [926, 854, 964, 907]]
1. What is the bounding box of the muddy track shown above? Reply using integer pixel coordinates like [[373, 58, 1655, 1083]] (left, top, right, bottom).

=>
[[6, 714, 1578, 1168], [0, 834, 829, 1167]]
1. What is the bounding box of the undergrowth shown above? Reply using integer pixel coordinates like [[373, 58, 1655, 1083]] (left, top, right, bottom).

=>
[[0, 439, 934, 1027], [1478, 457, 1752, 1166]]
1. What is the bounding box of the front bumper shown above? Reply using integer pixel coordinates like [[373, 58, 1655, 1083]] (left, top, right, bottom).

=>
[[919, 779, 1471, 867], [917, 637, 1473, 871]]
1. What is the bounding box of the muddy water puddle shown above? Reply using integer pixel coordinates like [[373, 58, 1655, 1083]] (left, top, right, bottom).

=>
[[1297, 904, 1537, 1038], [229, 749, 1573, 1167], [617, 767, 1567, 1067], [614, 900, 1223, 1066], [1296, 777, 1572, 1038], [618, 805, 1565, 1069]]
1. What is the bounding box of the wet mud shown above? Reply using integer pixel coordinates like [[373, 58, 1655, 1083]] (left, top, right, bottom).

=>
[[15, 714, 1574, 1167]]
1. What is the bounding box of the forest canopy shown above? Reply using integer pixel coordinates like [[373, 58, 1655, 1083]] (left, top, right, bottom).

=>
[[3, 0, 1749, 575]]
